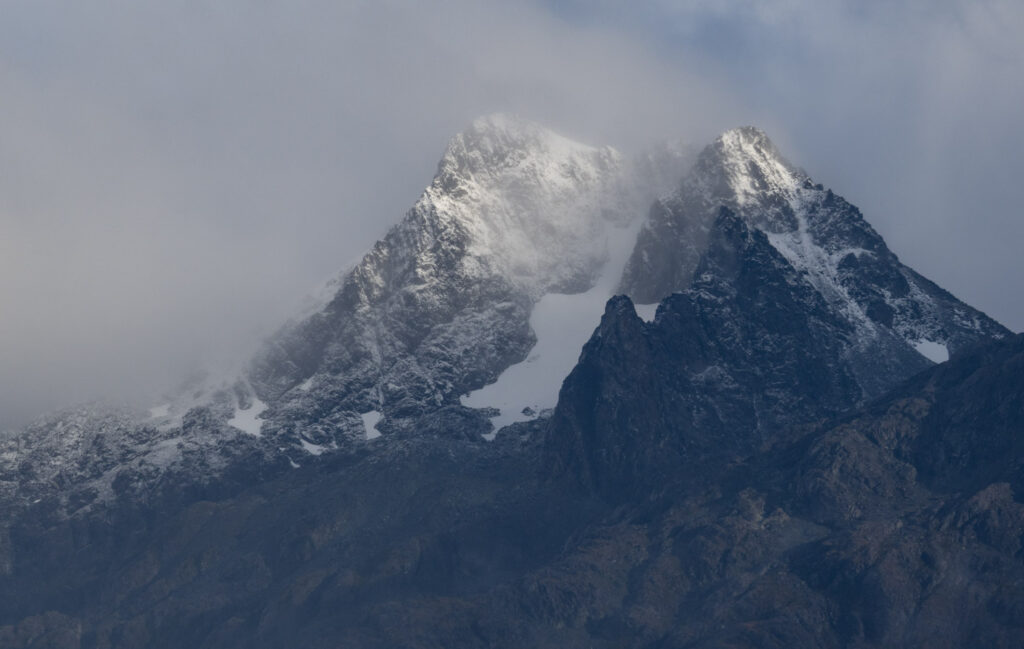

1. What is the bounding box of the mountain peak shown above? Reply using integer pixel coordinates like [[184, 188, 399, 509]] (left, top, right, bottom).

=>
[[419, 116, 626, 295], [688, 126, 805, 208], [717, 125, 776, 150], [436, 113, 619, 181], [713, 126, 791, 167]]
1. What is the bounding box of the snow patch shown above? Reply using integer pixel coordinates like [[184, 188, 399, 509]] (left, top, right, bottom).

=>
[[146, 438, 182, 468], [633, 303, 658, 322], [913, 340, 949, 364], [227, 392, 267, 437], [362, 410, 382, 440], [462, 219, 642, 434], [299, 438, 327, 455]]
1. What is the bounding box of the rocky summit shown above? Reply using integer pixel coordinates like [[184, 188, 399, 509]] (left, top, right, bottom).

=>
[[0, 117, 1019, 649]]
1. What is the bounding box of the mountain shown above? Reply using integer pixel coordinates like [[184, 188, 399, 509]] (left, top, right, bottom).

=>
[[0, 117, 1019, 648], [0, 115, 690, 522], [621, 127, 1006, 396], [246, 114, 666, 439], [546, 211, 866, 500]]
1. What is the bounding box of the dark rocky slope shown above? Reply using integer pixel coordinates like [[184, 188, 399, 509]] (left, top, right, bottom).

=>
[[1, 317, 1020, 648]]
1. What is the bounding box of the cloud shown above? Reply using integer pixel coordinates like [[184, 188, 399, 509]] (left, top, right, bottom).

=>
[[0, 0, 1021, 427]]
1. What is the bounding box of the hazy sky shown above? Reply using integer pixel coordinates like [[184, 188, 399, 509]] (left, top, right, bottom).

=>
[[1, 0, 1021, 428]]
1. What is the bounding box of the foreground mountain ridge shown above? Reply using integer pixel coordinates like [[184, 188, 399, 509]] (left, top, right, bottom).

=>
[[1, 309, 1020, 647]]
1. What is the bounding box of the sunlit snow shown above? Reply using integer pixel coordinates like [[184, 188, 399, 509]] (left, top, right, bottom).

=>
[[299, 438, 327, 455], [913, 340, 949, 364], [227, 392, 267, 437]]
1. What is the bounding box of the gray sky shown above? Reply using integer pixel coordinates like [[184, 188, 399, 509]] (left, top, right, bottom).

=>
[[1, 0, 1021, 428]]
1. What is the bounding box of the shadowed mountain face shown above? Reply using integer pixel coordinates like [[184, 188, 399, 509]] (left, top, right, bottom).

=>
[[0, 120, 1019, 648], [545, 211, 866, 500], [1, 325, 1020, 649]]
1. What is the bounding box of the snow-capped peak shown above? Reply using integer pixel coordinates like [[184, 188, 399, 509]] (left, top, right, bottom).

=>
[[421, 114, 626, 296], [623, 124, 1008, 397], [688, 126, 805, 212]]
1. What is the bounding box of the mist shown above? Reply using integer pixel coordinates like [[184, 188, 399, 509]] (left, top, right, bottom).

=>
[[1, 0, 1021, 429]]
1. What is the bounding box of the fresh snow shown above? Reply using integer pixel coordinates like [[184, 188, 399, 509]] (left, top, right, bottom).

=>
[[299, 438, 327, 455], [146, 438, 182, 467], [914, 340, 949, 364], [423, 113, 626, 297], [227, 392, 267, 437], [633, 303, 658, 322], [462, 218, 643, 434], [713, 127, 800, 208], [362, 410, 382, 440]]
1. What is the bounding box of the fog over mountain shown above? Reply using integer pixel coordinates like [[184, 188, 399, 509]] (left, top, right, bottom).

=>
[[1, 0, 1021, 429]]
